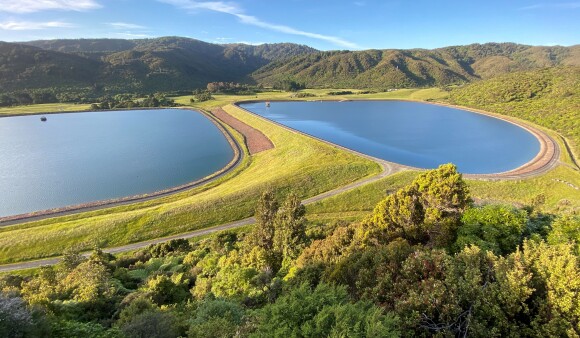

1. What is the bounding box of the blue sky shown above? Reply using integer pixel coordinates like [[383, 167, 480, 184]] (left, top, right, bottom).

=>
[[0, 0, 578, 50]]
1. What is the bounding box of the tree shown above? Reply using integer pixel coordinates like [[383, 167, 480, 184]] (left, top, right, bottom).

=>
[[193, 91, 213, 102], [61, 260, 116, 304], [454, 205, 528, 255], [547, 215, 580, 254], [249, 189, 279, 251], [142, 274, 190, 306], [0, 294, 34, 338], [273, 78, 305, 92], [521, 240, 580, 336], [119, 310, 179, 338], [273, 193, 307, 268], [0, 293, 50, 338], [51, 319, 123, 338], [363, 164, 470, 248], [245, 190, 279, 270], [187, 299, 246, 338], [411, 163, 471, 246], [251, 283, 399, 337]]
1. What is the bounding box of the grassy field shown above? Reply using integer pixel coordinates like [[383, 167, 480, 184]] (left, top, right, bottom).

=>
[[174, 88, 450, 109], [0, 103, 91, 115], [1, 87, 578, 264], [0, 102, 380, 264]]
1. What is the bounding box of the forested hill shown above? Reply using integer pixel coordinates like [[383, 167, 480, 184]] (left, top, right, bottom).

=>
[[1, 38, 578, 93], [252, 43, 580, 88], [0, 37, 316, 92], [0, 42, 101, 91]]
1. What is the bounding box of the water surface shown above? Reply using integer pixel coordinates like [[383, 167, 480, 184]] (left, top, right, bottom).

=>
[[240, 101, 539, 174], [0, 109, 233, 217]]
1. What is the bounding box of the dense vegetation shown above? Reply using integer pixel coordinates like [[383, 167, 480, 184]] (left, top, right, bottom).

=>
[[89, 93, 176, 110], [253, 43, 579, 89], [2, 39, 578, 97], [0, 37, 316, 94], [448, 66, 580, 156], [2, 164, 578, 337]]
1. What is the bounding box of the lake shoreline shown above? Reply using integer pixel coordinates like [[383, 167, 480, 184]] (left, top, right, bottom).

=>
[[0, 108, 243, 226], [234, 99, 559, 180]]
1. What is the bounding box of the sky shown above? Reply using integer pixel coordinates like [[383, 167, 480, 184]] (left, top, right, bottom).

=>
[[0, 0, 578, 50]]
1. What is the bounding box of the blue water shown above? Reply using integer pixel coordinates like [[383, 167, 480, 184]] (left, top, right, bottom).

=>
[[0, 109, 234, 217], [240, 101, 539, 174]]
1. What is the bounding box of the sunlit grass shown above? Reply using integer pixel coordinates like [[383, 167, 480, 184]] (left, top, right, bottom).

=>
[[173, 88, 450, 109], [0, 103, 91, 115]]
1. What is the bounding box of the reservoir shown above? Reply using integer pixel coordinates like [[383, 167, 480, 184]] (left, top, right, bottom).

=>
[[0, 109, 234, 217], [240, 101, 539, 174]]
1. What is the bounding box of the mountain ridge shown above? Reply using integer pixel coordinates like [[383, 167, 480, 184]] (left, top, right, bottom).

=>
[[253, 42, 580, 88], [1, 37, 578, 93]]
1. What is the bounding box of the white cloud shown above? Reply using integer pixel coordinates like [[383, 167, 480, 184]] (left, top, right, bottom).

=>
[[0, 21, 75, 30], [159, 0, 360, 49], [520, 2, 580, 10], [0, 0, 101, 13], [113, 32, 154, 39], [108, 22, 146, 29], [231, 41, 266, 45]]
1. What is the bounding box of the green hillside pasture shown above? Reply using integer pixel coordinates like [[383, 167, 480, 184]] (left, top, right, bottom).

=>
[[0, 103, 91, 115], [174, 88, 449, 109], [0, 104, 380, 264]]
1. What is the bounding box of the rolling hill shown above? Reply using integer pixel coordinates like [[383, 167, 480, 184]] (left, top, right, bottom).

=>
[[1, 37, 316, 92], [1, 38, 578, 94], [252, 43, 580, 88]]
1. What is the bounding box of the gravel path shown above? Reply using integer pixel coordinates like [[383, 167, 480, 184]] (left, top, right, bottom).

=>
[[212, 108, 274, 154]]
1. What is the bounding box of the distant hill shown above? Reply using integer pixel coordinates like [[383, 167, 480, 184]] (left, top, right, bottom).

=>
[[252, 43, 580, 89], [0, 42, 101, 91], [1, 38, 578, 93], [1, 37, 316, 92]]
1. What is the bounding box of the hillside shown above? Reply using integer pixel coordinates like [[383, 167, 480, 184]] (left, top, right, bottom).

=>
[[252, 43, 580, 88], [2, 39, 579, 95], [1, 37, 316, 93], [448, 66, 580, 157], [0, 42, 101, 91]]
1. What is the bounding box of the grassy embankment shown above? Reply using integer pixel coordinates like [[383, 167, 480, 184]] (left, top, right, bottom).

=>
[[0, 103, 91, 115], [0, 96, 383, 264]]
